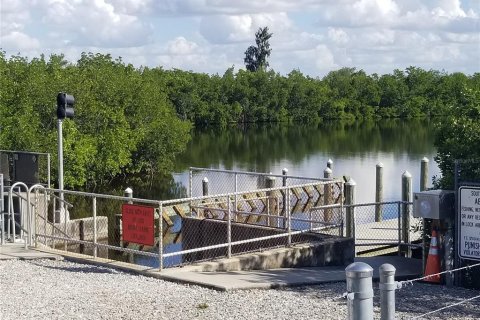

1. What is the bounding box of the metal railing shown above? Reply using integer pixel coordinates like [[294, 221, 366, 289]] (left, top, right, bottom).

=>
[[25, 179, 343, 270], [2, 175, 421, 272]]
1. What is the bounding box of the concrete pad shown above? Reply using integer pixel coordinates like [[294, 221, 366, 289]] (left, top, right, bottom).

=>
[[152, 256, 422, 291], [0, 243, 62, 260], [27, 248, 422, 291]]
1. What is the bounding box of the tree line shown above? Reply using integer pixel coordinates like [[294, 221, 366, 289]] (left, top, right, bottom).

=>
[[0, 51, 478, 188]]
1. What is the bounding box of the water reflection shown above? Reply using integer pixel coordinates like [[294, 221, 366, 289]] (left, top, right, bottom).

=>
[[174, 119, 440, 203]]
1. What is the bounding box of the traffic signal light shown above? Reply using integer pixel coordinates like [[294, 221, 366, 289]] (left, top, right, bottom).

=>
[[56, 92, 75, 119]]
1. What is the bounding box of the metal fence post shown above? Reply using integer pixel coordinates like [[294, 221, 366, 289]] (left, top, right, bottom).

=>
[[189, 168, 193, 198], [375, 162, 384, 222], [158, 202, 163, 271], [346, 262, 374, 320], [380, 263, 396, 320], [287, 188, 291, 246], [402, 171, 412, 258], [227, 198, 232, 258], [234, 173, 238, 222], [324, 167, 333, 222], [282, 168, 288, 226], [93, 196, 97, 258], [0, 174, 4, 245], [345, 179, 356, 240]]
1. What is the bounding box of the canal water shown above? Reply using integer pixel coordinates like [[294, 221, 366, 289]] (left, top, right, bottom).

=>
[[173, 119, 441, 204]]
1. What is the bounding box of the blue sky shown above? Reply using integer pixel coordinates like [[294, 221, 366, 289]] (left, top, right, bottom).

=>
[[1, 0, 479, 77]]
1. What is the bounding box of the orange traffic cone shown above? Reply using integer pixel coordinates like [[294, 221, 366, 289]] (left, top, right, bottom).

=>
[[424, 229, 441, 283]]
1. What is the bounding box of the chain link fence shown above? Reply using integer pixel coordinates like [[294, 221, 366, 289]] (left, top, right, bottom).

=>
[[189, 167, 330, 197], [30, 179, 345, 269], [349, 202, 420, 256], [19, 170, 423, 271]]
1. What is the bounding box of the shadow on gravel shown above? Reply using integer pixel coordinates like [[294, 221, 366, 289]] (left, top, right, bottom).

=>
[[27, 261, 123, 275], [393, 283, 480, 319]]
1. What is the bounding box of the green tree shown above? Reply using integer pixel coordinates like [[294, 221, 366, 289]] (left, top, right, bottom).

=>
[[434, 86, 480, 188], [244, 27, 273, 72]]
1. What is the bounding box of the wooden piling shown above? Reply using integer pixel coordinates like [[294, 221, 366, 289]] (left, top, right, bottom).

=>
[[402, 171, 412, 258], [420, 157, 429, 192], [266, 176, 277, 227], [375, 162, 384, 222], [345, 179, 356, 239]]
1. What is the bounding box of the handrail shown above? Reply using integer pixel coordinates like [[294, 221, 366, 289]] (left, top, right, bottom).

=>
[[7, 182, 30, 245]]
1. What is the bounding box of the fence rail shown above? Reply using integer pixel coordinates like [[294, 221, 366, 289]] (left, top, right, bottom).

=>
[[1, 173, 420, 271]]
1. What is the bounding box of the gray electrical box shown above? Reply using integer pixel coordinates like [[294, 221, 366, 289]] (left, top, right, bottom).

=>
[[413, 190, 455, 219]]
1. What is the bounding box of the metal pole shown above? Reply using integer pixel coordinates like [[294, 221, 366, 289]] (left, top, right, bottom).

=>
[[444, 217, 455, 286], [52, 196, 56, 249], [453, 160, 460, 286], [93, 197, 97, 258], [282, 168, 288, 227], [57, 119, 64, 213], [345, 179, 356, 240], [0, 173, 4, 245], [234, 173, 238, 222], [188, 168, 193, 198], [287, 188, 291, 246], [158, 202, 163, 271], [380, 263, 396, 320], [402, 171, 412, 258], [43, 191, 47, 246], [324, 167, 333, 222], [47, 153, 51, 188], [375, 162, 384, 222], [397, 202, 401, 256], [227, 198, 232, 258], [346, 262, 374, 320]]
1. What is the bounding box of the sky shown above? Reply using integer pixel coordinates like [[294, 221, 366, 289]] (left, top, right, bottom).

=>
[[0, 0, 479, 77]]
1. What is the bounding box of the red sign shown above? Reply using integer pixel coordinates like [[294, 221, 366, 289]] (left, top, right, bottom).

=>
[[122, 204, 155, 246]]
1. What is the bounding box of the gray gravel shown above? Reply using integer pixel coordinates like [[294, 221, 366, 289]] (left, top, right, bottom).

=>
[[1, 259, 479, 320]]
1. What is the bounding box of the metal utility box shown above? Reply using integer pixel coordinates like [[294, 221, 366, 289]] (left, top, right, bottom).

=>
[[413, 190, 455, 219]]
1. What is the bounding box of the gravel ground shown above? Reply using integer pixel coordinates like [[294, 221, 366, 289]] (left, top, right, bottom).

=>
[[1, 259, 479, 320]]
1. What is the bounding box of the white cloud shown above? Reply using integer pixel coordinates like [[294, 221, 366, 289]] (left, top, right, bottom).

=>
[[0, 0, 478, 77], [167, 37, 199, 55], [327, 28, 349, 45], [38, 0, 153, 48], [199, 13, 292, 44], [0, 31, 40, 51]]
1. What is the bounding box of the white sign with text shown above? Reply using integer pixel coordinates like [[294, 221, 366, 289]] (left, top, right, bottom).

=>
[[459, 186, 480, 260]]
